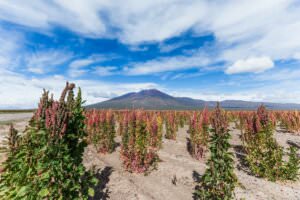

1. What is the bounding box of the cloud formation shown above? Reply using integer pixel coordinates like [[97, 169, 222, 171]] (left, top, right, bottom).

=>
[[124, 52, 211, 75], [1, 0, 300, 107], [26, 50, 73, 74], [0, 69, 159, 109], [226, 56, 274, 74], [1, 1, 300, 68]]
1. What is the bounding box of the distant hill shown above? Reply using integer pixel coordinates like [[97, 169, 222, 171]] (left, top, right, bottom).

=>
[[86, 89, 300, 110]]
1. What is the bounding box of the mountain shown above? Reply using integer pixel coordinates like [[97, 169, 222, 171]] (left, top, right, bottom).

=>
[[86, 89, 300, 110]]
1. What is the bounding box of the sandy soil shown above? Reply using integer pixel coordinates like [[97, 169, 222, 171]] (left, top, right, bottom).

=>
[[0, 113, 300, 200], [0, 113, 33, 166], [0, 113, 32, 148], [0, 113, 33, 123]]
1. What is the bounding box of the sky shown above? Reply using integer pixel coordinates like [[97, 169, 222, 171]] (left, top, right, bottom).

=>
[[1, 0, 300, 108]]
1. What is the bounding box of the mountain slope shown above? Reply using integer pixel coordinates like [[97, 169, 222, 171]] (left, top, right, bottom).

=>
[[87, 89, 300, 110]]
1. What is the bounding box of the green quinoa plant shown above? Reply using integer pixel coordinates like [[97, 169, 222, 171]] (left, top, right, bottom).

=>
[[177, 111, 188, 128], [243, 105, 300, 181], [195, 103, 237, 200], [0, 83, 97, 199]]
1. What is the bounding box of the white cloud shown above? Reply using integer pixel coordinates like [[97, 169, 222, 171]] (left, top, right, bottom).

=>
[[170, 72, 204, 80], [26, 50, 73, 74], [225, 56, 274, 74], [94, 66, 118, 76], [68, 54, 111, 77], [159, 41, 190, 53], [2, 0, 300, 107], [69, 58, 96, 69], [201, 0, 300, 64], [255, 67, 300, 81], [169, 80, 300, 103], [0, 69, 159, 109], [0, 0, 110, 37], [1, 0, 300, 64], [0, 29, 71, 75], [110, 0, 207, 44], [0, 28, 23, 70], [128, 45, 149, 52], [170, 90, 262, 102], [1, 66, 300, 109], [124, 52, 211, 75]]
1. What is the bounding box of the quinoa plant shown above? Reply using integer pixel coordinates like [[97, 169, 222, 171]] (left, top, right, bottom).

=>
[[165, 111, 178, 140], [147, 113, 163, 149], [279, 111, 300, 134], [0, 124, 19, 179], [117, 110, 130, 136], [236, 111, 251, 135], [1, 124, 19, 153], [243, 105, 300, 181], [177, 111, 188, 128], [120, 110, 160, 173], [0, 83, 97, 199], [195, 103, 237, 200], [188, 108, 209, 160], [86, 109, 116, 153]]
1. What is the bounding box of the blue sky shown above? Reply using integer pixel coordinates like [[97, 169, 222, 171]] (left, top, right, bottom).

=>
[[1, 0, 300, 108]]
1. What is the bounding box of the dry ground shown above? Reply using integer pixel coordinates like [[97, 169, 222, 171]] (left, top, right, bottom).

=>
[[0, 113, 300, 200]]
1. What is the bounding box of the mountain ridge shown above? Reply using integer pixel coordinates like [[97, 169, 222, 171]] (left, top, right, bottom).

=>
[[86, 89, 300, 110]]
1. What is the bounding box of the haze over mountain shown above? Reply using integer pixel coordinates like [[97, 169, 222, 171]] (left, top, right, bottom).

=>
[[87, 89, 300, 110]]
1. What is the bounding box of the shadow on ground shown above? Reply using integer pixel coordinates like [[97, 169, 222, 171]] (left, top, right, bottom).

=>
[[192, 170, 202, 200], [186, 138, 192, 157], [233, 145, 254, 176], [287, 140, 300, 149], [89, 166, 113, 200]]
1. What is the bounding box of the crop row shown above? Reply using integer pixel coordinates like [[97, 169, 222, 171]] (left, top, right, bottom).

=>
[[0, 84, 299, 199]]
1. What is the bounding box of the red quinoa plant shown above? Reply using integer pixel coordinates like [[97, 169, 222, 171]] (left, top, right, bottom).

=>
[[188, 108, 210, 160], [236, 111, 252, 135], [1, 124, 19, 153], [86, 109, 116, 153], [0, 83, 97, 199], [279, 111, 300, 134], [117, 110, 130, 136], [0, 124, 19, 173], [147, 113, 163, 149], [120, 110, 161, 173], [227, 110, 238, 123], [165, 111, 178, 140]]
